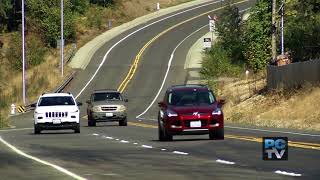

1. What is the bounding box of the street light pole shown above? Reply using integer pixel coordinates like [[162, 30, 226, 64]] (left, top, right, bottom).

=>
[[271, 0, 277, 62], [280, 0, 285, 55], [60, 0, 64, 77], [22, 0, 26, 105]]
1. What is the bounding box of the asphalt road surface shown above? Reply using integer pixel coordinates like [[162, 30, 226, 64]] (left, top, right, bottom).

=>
[[2, 0, 319, 179]]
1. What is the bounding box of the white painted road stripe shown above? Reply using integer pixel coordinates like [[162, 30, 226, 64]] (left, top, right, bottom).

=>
[[216, 159, 236, 165], [275, 170, 302, 177], [136, 24, 208, 119], [120, 140, 129, 143], [141, 145, 153, 149], [74, 0, 222, 99], [0, 128, 33, 132], [136, 7, 251, 119], [172, 151, 189, 155], [0, 137, 87, 180], [92, 133, 99, 136]]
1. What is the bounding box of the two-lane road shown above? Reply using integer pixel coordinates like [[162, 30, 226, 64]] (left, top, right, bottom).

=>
[[2, 0, 319, 179]]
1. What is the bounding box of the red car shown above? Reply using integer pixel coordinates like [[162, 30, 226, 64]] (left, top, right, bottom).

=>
[[158, 84, 224, 141]]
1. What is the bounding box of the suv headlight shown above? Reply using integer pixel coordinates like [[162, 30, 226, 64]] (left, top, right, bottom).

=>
[[212, 108, 222, 115], [92, 106, 100, 112], [118, 105, 126, 112], [167, 109, 178, 117]]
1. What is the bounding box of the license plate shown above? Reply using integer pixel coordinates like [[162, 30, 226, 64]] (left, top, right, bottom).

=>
[[190, 121, 201, 128], [106, 113, 113, 117], [52, 119, 61, 124]]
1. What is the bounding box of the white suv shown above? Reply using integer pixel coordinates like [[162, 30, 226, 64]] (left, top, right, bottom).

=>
[[32, 93, 82, 134]]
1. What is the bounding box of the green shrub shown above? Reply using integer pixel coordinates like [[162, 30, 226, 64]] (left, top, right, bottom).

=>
[[6, 32, 47, 71], [86, 6, 104, 29], [27, 0, 76, 47], [200, 43, 243, 79]]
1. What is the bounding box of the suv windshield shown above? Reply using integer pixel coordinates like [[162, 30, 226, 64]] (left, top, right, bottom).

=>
[[93, 92, 122, 101], [38, 96, 75, 106], [168, 90, 215, 106]]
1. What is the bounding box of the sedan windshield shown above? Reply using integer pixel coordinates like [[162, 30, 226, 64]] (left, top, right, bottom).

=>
[[168, 91, 215, 106], [38, 96, 75, 106], [93, 92, 122, 101]]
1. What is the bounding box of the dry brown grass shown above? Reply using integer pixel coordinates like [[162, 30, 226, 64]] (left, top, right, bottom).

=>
[[220, 77, 320, 131], [0, 0, 193, 127]]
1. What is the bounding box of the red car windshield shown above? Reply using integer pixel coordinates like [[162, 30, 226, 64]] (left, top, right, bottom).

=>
[[168, 90, 215, 106]]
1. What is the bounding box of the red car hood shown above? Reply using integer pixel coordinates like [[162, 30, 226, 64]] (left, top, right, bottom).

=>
[[170, 104, 217, 114]]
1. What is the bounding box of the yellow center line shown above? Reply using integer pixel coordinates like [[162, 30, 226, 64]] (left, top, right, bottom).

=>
[[128, 122, 320, 150], [117, 0, 249, 93]]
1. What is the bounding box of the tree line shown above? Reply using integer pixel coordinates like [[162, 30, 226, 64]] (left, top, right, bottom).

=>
[[201, 0, 320, 81]]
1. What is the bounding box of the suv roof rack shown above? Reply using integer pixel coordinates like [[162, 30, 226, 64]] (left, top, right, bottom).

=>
[[170, 84, 207, 88], [94, 89, 119, 92]]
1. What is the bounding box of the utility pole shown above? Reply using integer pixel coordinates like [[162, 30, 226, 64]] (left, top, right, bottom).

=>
[[22, 0, 26, 105], [60, 0, 64, 77], [271, 0, 277, 62]]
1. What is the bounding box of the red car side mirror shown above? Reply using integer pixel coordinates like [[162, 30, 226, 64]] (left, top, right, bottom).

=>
[[158, 102, 166, 107], [217, 98, 226, 107]]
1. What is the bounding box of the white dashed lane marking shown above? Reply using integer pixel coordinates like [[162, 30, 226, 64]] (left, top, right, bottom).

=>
[[172, 151, 189, 155], [216, 159, 236, 165], [141, 145, 153, 149], [120, 140, 129, 143], [275, 170, 302, 177]]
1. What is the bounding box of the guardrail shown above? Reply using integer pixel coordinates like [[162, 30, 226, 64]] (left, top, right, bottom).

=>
[[18, 71, 76, 113]]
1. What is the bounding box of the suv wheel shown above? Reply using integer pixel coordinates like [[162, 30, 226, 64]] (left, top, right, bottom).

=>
[[88, 114, 96, 127], [34, 124, 41, 134], [119, 117, 127, 126], [158, 120, 173, 141], [74, 123, 80, 133], [209, 128, 224, 140]]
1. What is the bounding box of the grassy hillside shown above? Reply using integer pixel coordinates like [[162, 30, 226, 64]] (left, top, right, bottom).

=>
[[0, 0, 192, 127]]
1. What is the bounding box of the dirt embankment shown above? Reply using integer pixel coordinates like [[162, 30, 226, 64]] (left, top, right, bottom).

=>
[[219, 75, 320, 132]]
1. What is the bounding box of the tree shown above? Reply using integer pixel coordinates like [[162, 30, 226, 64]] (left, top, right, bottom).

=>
[[285, 0, 320, 61], [26, 0, 76, 47], [215, 2, 243, 63], [242, 0, 272, 71]]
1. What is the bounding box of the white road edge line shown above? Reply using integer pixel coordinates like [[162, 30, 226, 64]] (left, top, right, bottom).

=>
[[74, 0, 222, 99], [0, 128, 33, 132], [274, 170, 302, 177], [0, 136, 87, 180], [225, 126, 320, 137], [136, 8, 251, 119], [132, 6, 319, 138], [136, 24, 208, 119], [216, 159, 235, 165]]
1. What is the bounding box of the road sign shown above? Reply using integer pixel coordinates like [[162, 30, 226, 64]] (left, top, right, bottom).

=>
[[209, 20, 215, 32], [203, 38, 212, 48]]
